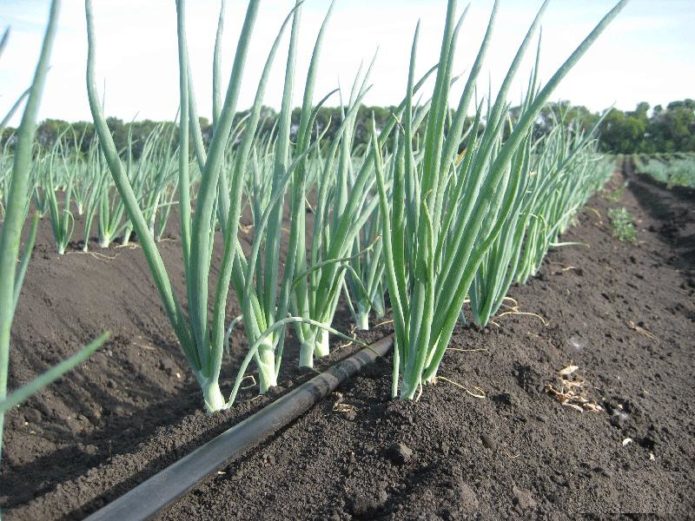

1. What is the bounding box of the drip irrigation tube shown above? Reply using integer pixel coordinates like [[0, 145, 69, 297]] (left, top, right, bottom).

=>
[[85, 334, 393, 521]]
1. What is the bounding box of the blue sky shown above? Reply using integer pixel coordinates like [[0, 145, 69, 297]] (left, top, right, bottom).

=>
[[1, 0, 693, 125]]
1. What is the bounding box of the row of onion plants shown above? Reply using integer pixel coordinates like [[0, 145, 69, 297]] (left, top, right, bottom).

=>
[[1, 121, 182, 254], [0, 0, 108, 470], [86, 0, 359, 410], [469, 116, 615, 326], [633, 153, 695, 189], [5, 0, 630, 413], [371, 0, 628, 399]]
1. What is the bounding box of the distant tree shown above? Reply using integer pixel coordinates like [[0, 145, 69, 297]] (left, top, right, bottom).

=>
[[646, 99, 695, 152], [5, 99, 694, 157], [599, 107, 647, 154], [36, 118, 69, 148]]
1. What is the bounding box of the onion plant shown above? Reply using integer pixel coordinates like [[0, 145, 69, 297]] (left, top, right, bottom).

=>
[[220, 1, 365, 383], [222, 0, 317, 388], [344, 198, 386, 331], [466, 131, 533, 328], [137, 123, 179, 241], [86, 0, 346, 408], [372, 0, 629, 399], [289, 57, 439, 367], [97, 165, 128, 248], [80, 142, 109, 251], [118, 124, 179, 246], [66, 127, 90, 216], [86, 0, 261, 410], [153, 178, 179, 241], [288, 64, 379, 367], [45, 166, 74, 255], [43, 137, 76, 254], [31, 167, 49, 218]]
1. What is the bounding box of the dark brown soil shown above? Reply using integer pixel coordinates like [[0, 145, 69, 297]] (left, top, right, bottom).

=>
[[2, 161, 694, 520], [0, 208, 385, 520]]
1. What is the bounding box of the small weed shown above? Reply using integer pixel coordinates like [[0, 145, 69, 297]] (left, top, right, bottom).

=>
[[607, 207, 636, 242], [605, 182, 627, 203]]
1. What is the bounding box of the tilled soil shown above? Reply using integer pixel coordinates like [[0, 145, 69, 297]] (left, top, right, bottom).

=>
[[2, 163, 694, 520]]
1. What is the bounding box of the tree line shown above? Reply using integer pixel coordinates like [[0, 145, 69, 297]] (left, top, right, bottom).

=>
[[2, 99, 693, 157]]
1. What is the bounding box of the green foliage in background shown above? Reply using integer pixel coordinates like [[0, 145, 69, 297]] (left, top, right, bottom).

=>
[[4, 98, 694, 158]]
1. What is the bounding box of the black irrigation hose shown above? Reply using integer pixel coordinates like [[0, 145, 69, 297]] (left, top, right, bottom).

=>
[[85, 335, 393, 521]]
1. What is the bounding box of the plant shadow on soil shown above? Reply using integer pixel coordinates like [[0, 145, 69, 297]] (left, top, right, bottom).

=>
[[2, 165, 694, 520]]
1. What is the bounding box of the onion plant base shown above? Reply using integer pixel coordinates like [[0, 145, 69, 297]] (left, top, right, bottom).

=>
[[256, 342, 278, 394], [299, 329, 330, 369], [399, 379, 421, 401], [355, 310, 370, 331], [201, 380, 226, 413]]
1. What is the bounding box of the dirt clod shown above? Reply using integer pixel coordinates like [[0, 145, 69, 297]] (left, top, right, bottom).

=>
[[385, 442, 413, 465], [458, 483, 479, 511], [480, 434, 497, 451], [512, 485, 537, 510], [347, 489, 388, 516]]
